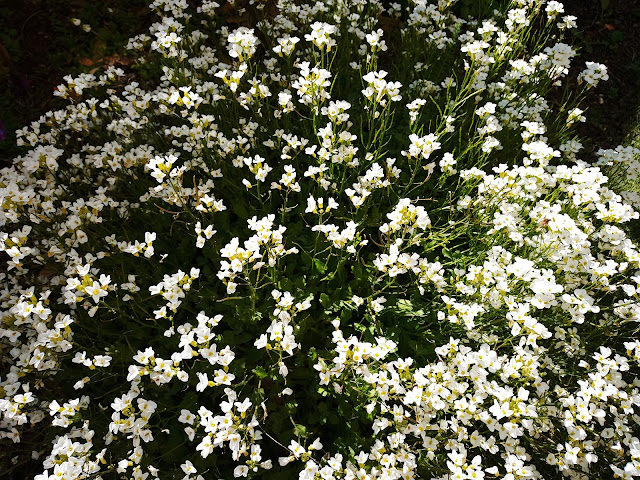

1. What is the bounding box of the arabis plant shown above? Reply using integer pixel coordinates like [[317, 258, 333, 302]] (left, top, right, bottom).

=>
[[2, 1, 640, 480]]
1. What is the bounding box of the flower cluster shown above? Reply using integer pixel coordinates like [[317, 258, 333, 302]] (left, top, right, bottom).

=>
[[362, 70, 402, 106], [292, 62, 332, 112], [2, 1, 640, 480], [578, 61, 609, 87], [218, 215, 298, 294], [305, 22, 337, 52], [227, 27, 260, 61]]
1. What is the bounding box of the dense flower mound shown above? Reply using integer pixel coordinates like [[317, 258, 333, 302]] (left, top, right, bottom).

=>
[[3, 0, 640, 479]]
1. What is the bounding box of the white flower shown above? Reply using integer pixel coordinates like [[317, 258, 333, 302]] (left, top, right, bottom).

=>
[[181, 461, 197, 474], [305, 22, 337, 51], [402, 133, 441, 160], [227, 27, 259, 61], [545, 1, 564, 20], [578, 62, 609, 87], [362, 70, 402, 104], [366, 29, 387, 52], [273, 35, 299, 57]]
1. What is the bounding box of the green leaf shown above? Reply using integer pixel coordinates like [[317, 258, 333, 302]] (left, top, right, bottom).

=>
[[340, 308, 352, 322], [294, 424, 308, 438], [314, 259, 326, 274], [233, 199, 249, 219], [394, 299, 427, 318], [308, 346, 317, 361], [253, 366, 268, 379], [320, 292, 331, 308]]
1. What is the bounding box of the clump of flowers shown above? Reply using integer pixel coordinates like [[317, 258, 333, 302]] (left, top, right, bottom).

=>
[[292, 62, 332, 113], [227, 27, 260, 61], [2, 2, 640, 480], [578, 61, 609, 87]]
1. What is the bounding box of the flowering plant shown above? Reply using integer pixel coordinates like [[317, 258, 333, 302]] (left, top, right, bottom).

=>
[[2, 1, 640, 480]]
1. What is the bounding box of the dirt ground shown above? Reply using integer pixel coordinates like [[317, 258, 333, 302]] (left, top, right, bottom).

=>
[[0, 0, 150, 164], [562, 0, 640, 152]]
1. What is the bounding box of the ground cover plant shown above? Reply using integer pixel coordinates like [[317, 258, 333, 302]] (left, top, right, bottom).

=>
[[2, 0, 640, 479]]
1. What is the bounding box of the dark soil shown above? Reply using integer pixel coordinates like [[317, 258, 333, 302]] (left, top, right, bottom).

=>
[[562, 0, 640, 152], [0, 0, 150, 164]]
